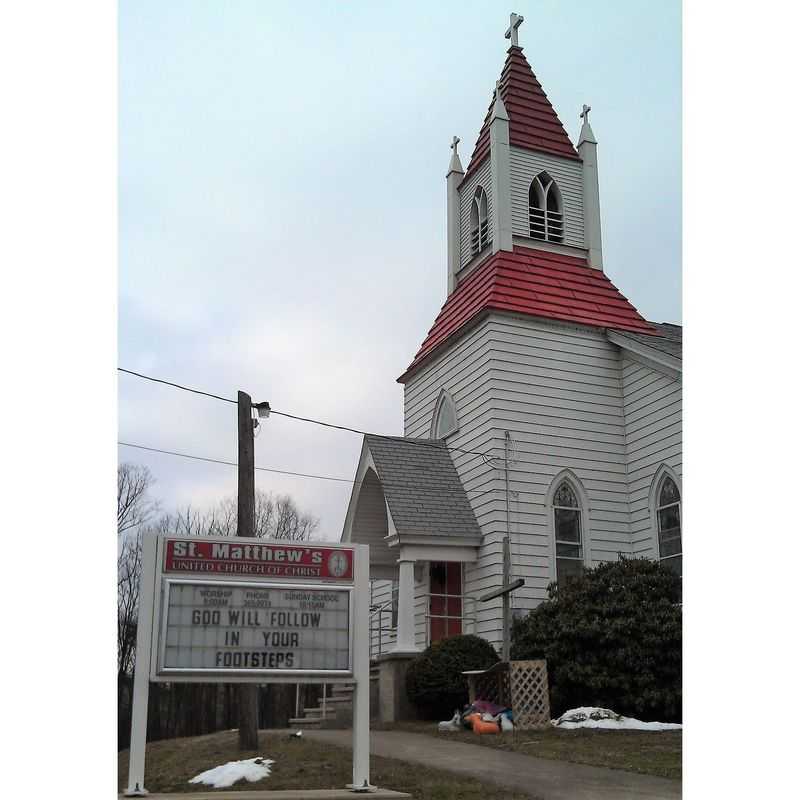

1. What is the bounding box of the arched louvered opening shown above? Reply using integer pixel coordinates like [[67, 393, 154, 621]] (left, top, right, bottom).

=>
[[529, 172, 563, 243], [470, 186, 490, 255]]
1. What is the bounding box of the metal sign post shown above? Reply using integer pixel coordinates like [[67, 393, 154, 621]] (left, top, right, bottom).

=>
[[124, 536, 371, 796]]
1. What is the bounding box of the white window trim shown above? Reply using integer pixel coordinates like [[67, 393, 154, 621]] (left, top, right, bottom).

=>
[[648, 464, 682, 564], [545, 469, 591, 584], [430, 388, 459, 440]]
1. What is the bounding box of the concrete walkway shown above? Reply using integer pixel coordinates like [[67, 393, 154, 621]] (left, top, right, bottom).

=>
[[304, 730, 681, 800], [125, 791, 409, 799]]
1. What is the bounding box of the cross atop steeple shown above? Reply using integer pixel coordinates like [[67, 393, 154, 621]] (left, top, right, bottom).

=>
[[504, 12, 524, 48], [450, 135, 460, 155], [580, 104, 591, 124]]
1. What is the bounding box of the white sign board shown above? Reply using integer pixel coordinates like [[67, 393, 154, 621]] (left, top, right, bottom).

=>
[[125, 535, 371, 796], [159, 581, 351, 674]]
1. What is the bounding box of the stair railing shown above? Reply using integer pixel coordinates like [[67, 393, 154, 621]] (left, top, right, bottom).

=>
[[369, 600, 395, 660]]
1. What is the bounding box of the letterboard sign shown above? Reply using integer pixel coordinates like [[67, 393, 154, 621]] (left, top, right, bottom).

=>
[[151, 537, 357, 679], [159, 581, 351, 674], [128, 535, 370, 796]]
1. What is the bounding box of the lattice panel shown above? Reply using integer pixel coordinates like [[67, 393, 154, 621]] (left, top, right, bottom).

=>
[[471, 668, 510, 707], [510, 660, 550, 730]]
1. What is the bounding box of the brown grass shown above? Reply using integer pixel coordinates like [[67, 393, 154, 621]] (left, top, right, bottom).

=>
[[118, 729, 537, 798], [374, 722, 682, 780]]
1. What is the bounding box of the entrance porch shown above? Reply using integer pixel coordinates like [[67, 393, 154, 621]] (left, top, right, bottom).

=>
[[341, 434, 483, 720]]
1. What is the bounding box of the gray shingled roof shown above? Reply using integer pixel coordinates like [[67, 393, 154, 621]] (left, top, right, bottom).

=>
[[364, 435, 482, 540], [612, 322, 682, 361]]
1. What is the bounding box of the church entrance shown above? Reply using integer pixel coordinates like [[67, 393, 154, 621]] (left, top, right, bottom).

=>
[[428, 561, 463, 644]]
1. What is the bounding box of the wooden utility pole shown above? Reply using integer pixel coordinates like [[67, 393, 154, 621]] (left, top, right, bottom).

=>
[[236, 390, 259, 751]]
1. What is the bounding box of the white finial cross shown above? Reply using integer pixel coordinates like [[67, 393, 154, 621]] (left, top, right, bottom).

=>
[[450, 135, 460, 154], [581, 104, 591, 124], [505, 12, 524, 47]]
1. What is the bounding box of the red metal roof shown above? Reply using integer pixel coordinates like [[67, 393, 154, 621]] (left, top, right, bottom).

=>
[[398, 246, 657, 382], [464, 46, 580, 181]]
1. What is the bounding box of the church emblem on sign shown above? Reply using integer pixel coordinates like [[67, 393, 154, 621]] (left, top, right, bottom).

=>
[[327, 550, 350, 578]]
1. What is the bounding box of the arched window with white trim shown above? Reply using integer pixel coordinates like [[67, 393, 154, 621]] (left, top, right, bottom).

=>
[[470, 186, 490, 255], [553, 479, 583, 584], [431, 390, 458, 439], [656, 475, 682, 576], [529, 171, 563, 243]]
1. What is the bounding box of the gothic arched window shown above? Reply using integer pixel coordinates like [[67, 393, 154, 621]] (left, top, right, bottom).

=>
[[470, 186, 490, 255], [431, 390, 458, 439], [656, 475, 682, 576], [553, 480, 583, 584], [529, 172, 563, 243]]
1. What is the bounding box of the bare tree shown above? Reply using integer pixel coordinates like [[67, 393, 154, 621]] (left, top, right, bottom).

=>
[[118, 463, 158, 536], [118, 531, 143, 676], [154, 491, 318, 541], [117, 463, 159, 676], [272, 494, 319, 540]]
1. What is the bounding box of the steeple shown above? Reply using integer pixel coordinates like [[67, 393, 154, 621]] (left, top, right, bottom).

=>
[[464, 36, 579, 181]]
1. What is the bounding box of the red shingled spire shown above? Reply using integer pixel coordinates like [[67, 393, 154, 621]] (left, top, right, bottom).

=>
[[464, 46, 580, 180], [397, 246, 656, 383]]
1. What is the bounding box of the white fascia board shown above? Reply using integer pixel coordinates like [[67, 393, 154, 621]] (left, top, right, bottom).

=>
[[384, 532, 481, 549], [606, 330, 682, 379], [386, 532, 482, 547], [399, 543, 480, 562], [340, 441, 378, 543]]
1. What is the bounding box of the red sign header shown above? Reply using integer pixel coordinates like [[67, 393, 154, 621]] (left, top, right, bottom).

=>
[[163, 539, 354, 582]]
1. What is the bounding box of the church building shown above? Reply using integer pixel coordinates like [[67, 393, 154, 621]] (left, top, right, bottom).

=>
[[341, 14, 682, 665]]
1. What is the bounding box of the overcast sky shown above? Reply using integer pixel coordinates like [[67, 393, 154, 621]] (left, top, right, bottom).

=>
[[118, 0, 681, 540]]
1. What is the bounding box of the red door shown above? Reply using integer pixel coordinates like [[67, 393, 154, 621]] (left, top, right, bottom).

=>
[[429, 562, 462, 644]]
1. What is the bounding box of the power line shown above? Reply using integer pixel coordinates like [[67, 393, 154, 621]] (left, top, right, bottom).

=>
[[117, 366, 499, 461], [118, 440, 504, 504], [117, 368, 236, 405], [118, 441, 355, 483]]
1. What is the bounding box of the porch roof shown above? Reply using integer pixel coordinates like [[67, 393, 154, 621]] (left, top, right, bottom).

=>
[[363, 435, 482, 540]]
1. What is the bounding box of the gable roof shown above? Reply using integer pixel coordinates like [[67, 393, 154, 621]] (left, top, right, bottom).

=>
[[398, 245, 656, 382], [464, 46, 580, 181], [364, 435, 482, 540], [612, 323, 682, 361], [606, 322, 682, 375]]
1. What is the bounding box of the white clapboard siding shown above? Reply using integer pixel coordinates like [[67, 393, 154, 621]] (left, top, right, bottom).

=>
[[509, 147, 584, 248], [403, 313, 634, 651], [459, 159, 493, 267], [620, 357, 682, 558]]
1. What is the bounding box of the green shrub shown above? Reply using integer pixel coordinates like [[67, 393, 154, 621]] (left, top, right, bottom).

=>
[[405, 634, 500, 719], [511, 556, 682, 722]]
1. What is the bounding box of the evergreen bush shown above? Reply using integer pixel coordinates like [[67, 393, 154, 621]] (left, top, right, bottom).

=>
[[511, 556, 682, 722], [405, 634, 500, 719]]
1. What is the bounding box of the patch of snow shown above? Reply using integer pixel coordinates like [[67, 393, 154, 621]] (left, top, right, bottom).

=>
[[189, 756, 275, 788], [552, 707, 682, 731]]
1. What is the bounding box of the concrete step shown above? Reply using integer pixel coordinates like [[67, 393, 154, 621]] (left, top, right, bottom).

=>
[[303, 707, 338, 718], [288, 717, 324, 728], [320, 696, 352, 707]]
